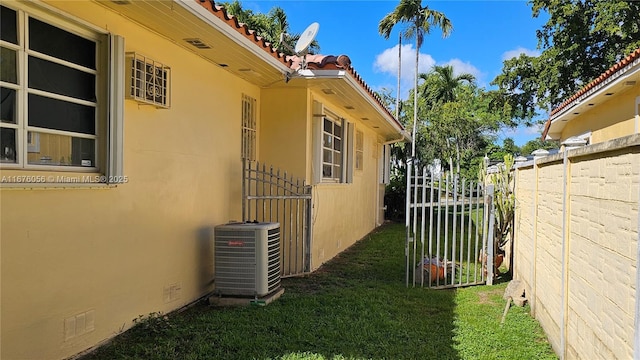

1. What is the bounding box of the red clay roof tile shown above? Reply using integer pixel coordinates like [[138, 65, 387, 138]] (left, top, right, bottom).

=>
[[196, 0, 291, 66], [286, 53, 400, 128], [542, 47, 640, 139]]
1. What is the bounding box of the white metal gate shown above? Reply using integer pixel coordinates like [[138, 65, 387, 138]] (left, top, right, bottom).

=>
[[243, 160, 312, 277], [406, 165, 496, 289]]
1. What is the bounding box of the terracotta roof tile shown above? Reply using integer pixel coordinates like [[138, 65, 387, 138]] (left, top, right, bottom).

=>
[[195, 0, 403, 132], [542, 48, 640, 139], [196, 0, 291, 67], [286, 53, 402, 129], [287, 54, 352, 70]]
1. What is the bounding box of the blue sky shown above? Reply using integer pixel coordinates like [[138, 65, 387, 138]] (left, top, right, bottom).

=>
[[243, 0, 548, 146]]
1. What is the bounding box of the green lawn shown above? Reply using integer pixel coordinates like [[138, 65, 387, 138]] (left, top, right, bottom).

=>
[[82, 224, 556, 360]]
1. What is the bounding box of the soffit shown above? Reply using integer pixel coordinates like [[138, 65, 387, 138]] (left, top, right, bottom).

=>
[[543, 48, 640, 140], [94, 0, 287, 87], [545, 64, 640, 139], [285, 76, 402, 140], [93, 1, 406, 141]]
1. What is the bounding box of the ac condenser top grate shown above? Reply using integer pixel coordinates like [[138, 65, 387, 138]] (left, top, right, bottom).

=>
[[214, 222, 280, 297]]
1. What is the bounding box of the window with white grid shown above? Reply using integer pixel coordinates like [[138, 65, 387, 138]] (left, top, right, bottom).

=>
[[0, 3, 124, 182], [312, 102, 353, 184], [322, 117, 343, 181], [241, 94, 256, 160]]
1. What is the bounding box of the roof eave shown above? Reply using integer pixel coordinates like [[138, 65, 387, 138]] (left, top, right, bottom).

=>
[[297, 69, 405, 139], [177, 0, 291, 73], [541, 48, 640, 140]]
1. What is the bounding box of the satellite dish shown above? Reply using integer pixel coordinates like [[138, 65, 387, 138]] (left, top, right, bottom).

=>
[[294, 22, 319, 55]]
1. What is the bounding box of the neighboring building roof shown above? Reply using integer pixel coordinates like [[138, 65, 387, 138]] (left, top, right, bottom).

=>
[[195, 0, 404, 133], [542, 48, 640, 139]]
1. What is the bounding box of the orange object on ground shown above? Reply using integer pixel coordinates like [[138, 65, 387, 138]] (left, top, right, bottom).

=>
[[424, 264, 445, 281]]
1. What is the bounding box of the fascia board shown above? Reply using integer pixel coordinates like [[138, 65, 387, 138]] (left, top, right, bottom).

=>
[[175, 0, 291, 73], [298, 69, 404, 136]]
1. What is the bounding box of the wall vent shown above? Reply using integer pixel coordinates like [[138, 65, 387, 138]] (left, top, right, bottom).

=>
[[126, 52, 171, 108], [184, 38, 211, 49]]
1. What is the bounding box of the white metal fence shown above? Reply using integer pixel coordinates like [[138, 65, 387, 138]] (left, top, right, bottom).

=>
[[243, 160, 312, 277], [406, 165, 496, 288]]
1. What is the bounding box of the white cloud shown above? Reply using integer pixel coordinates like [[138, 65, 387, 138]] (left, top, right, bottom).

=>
[[373, 46, 487, 98], [501, 47, 540, 61], [441, 58, 482, 79], [374, 44, 436, 98]]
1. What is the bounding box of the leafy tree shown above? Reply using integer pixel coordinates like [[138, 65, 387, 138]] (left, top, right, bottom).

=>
[[492, 0, 640, 121], [418, 86, 505, 180], [519, 138, 558, 156], [484, 138, 520, 164], [502, 138, 519, 156], [379, 0, 453, 159]]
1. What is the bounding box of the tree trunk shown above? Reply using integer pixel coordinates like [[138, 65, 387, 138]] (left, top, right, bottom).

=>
[[412, 35, 418, 158], [396, 32, 401, 120]]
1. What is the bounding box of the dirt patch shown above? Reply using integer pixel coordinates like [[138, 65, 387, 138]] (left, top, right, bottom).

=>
[[476, 288, 504, 305]]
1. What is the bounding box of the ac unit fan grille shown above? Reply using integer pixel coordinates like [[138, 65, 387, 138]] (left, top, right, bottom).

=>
[[267, 228, 280, 291], [214, 223, 281, 297]]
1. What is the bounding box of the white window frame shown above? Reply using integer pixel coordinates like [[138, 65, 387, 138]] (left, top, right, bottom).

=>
[[312, 101, 353, 184], [241, 94, 256, 161], [321, 115, 343, 182], [355, 129, 364, 171], [0, 2, 124, 184], [379, 144, 390, 185]]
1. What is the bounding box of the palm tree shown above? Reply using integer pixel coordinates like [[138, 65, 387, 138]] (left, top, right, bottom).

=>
[[221, 2, 319, 56], [420, 65, 475, 104], [418, 65, 475, 176], [380, 0, 452, 287], [379, 0, 453, 158]]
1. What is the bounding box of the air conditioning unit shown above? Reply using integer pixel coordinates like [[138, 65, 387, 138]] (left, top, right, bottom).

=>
[[214, 222, 281, 297]]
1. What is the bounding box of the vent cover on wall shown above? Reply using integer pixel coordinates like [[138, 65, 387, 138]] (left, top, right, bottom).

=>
[[126, 52, 171, 108], [214, 222, 281, 297]]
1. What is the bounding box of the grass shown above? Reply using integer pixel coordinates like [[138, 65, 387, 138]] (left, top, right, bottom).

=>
[[82, 224, 556, 360]]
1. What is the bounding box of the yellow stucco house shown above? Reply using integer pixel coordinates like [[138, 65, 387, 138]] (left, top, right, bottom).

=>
[[542, 48, 640, 145], [0, 1, 407, 359]]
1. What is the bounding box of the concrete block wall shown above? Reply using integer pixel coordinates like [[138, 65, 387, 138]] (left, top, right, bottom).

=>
[[514, 167, 535, 294], [535, 160, 565, 354], [513, 135, 640, 359]]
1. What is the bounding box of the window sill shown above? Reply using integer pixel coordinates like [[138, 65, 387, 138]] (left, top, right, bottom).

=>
[[317, 181, 351, 187]]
